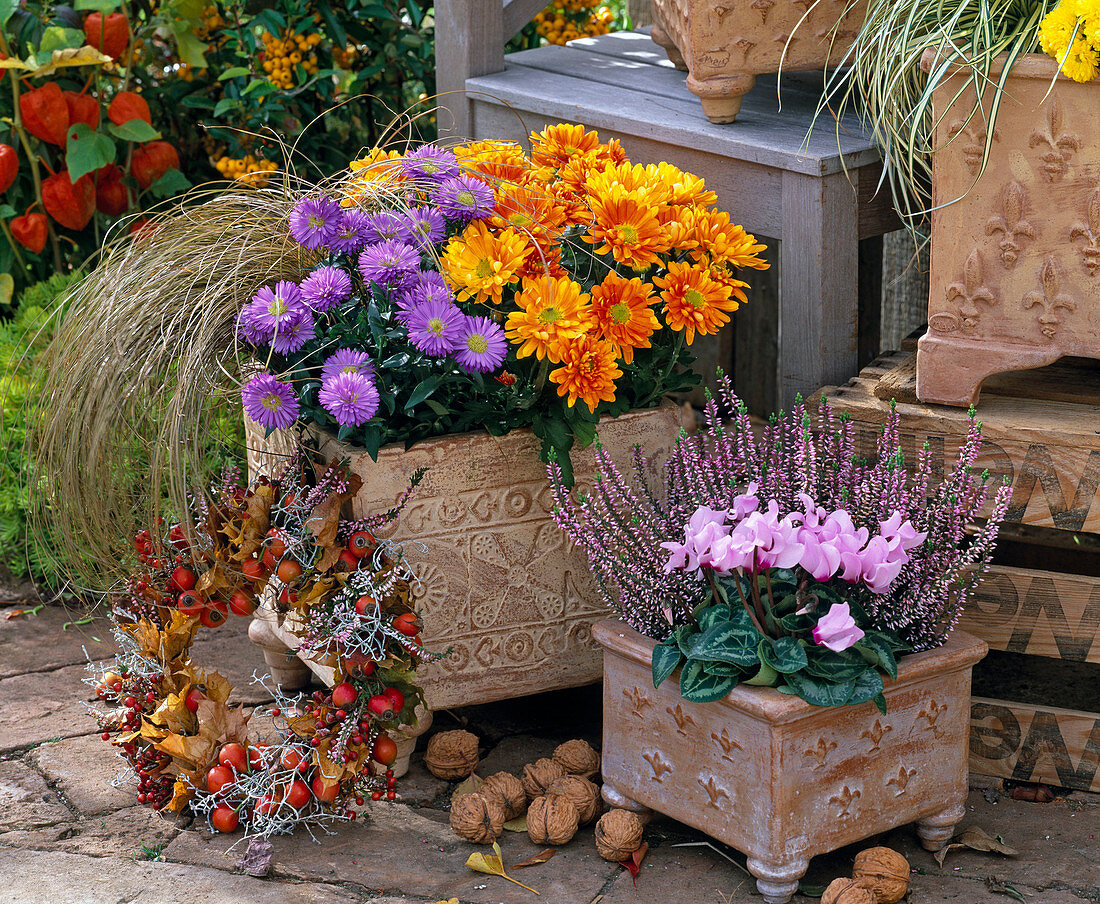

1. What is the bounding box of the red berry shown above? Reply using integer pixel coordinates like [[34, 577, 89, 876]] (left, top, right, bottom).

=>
[[206, 765, 234, 793], [247, 745, 267, 770], [218, 743, 250, 774], [10, 212, 48, 254], [101, 731, 111, 741], [392, 612, 419, 637], [347, 531, 375, 558], [211, 804, 239, 833], [169, 565, 196, 592], [331, 682, 357, 708], [371, 735, 398, 766], [241, 557, 266, 582], [177, 591, 204, 618], [184, 687, 205, 712], [366, 694, 394, 720], [311, 775, 338, 803], [382, 687, 405, 714], [277, 559, 302, 583], [253, 794, 277, 817], [284, 779, 311, 809], [228, 589, 256, 617], [354, 595, 376, 616], [265, 529, 287, 558], [337, 550, 358, 572], [200, 601, 228, 629]]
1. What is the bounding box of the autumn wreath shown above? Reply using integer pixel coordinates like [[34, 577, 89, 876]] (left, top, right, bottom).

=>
[[89, 442, 433, 839]]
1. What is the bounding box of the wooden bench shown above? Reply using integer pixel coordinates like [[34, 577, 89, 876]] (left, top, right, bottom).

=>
[[435, 4, 900, 406]]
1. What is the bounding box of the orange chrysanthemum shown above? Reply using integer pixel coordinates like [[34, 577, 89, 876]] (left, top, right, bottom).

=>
[[505, 276, 592, 362], [530, 123, 603, 170], [653, 261, 739, 344], [650, 161, 718, 208], [454, 139, 533, 186], [440, 221, 532, 305], [342, 148, 406, 206], [550, 334, 623, 412], [491, 183, 568, 242], [585, 161, 672, 206], [517, 242, 567, 280], [583, 186, 671, 270], [690, 210, 770, 270], [589, 272, 660, 363]]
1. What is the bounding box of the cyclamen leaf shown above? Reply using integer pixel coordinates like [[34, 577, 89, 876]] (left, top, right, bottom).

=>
[[678, 660, 736, 702], [845, 667, 885, 707], [759, 636, 808, 674], [803, 648, 868, 682], [744, 660, 780, 686], [651, 641, 682, 689], [855, 632, 899, 680], [781, 671, 858, 707], [690, 621, 760, 667]]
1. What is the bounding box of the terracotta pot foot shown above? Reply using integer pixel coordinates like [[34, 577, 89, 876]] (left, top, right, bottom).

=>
[[384, 705, 433, 780], [601, 781, 654, 823], [917, 801, 966, 852], [248, 614, 312, 692], [746, 856, 809, 904], [915, 332, 1062, 407], [686, 74, 756, 124], [650, 19, 687, 70]]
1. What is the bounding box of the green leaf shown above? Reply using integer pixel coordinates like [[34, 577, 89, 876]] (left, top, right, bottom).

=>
[[759, 636, 808, 674], [571, 416, 598, 448], [855, 632, 899, 681], [75, 0, 122, 9], [213, 97, 243, 118], [107, 120, 161, 143], [690, 613, 761, 667], [695, 604, 728, 633], [0, 203, 16, 219], [845, 668, 885, 708], [678, 660, 735, 703], [40, 26, 85, 53], [172, 26, 209, 67], [149, 169, 191, 199], [872, 693, 887, 715], [218, 66, 250, 80], [651, 641, 682, 689], [744, 660, 780, 686], [803, 648, 868, 683], [0, 0, 16, 27], [404, 375, 442, 410], [65, 124, 115, 182], [781, 671, 857, 707]]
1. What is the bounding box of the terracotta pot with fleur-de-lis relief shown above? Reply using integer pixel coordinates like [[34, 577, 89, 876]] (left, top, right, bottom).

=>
[[649, 0, 868, 123], [593, 619, 987, 904], [917, 52, 1100, 406]]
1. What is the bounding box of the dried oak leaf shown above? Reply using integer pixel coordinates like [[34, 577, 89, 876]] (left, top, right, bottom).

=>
[[145, 691, 197, 735], [164, 776, 196, 814], [934, 826, 1019, 866], [221, 483, 276, 560], [513, 849, 556, 869], [125, 612, 197, 662], [196, 563, 233, 597], [306, 471, 363, 571]]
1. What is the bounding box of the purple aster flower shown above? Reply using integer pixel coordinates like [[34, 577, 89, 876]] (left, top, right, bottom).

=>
[[432, 174, 495, 224], [271, 309, 315, 355], [362, 210, 409, 245], [400, 145, 461, 181], [402, 205, 447, 250], [289, 196, 342, 251], [301, 266, 353, 313], [318, 371, 379, 427], [240, 281, 307, 345], [328, 208, 372, 255], [321, 348, 376, 382], [406, 298, 466, 356], [358, 239, 421, 291], [395, 270, 455, 322], [242, 372, 300, 430], [455, 315, 508, 373]]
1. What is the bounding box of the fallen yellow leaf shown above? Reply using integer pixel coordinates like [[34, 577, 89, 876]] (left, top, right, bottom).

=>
[[466, 842, 540, 895]]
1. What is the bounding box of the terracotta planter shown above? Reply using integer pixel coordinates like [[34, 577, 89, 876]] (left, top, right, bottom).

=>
[[593, 618, 987, 904], [917, 52, 1100, 406], [649, 0, 867, 123], [247, 405, 683, 710]]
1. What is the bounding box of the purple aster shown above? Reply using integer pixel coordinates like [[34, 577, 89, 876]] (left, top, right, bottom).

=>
[[395, 269, 455, 322], [242, 372, 300, 430], [406, 298, 466, 357], [301, 265, 353, 313], [400, 145, 461, 181], [321, 348, 376, 382], [432, 174, 495, 224], [362, 210, 409, 245], [402, 205, 447, 250], [318, 371, 379, 427], [358, 239, 421, 291], [288, 196, 342, 250], [329, 208, 372, 255], [270, 308, 315, 355], [240, 281, 307, 345], [455, 315, 508, 373]]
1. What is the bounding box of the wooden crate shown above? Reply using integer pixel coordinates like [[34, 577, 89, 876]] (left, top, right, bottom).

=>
[[819, 351, 1100, 792]]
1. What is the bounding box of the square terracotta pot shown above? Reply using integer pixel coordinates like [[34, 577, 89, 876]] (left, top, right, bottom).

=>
[[247, 405, 683, 710], [917, 52, 1100, 406], [593, 618, 987, 904], [650, 0, 867, 123]]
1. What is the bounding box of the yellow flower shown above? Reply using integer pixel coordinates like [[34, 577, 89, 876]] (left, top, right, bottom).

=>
[[454, 140, 532, 186], [585, 161, 673, 206], [1040, 3, 1082, 57], [654, 261, 740, 344], [690, 211, 770, 270], [530, 123, 603, 170], [550, 333, 622, 412], [440, 221, 532, 305], [1061, 35, 1099, 81], [650, 161, 718, 208], [505, 276, 592, 361], [583, 186, 671, 270], [491, 183, 568, 241], [589, 272, 660, 363], [342, 148, 405, 207]]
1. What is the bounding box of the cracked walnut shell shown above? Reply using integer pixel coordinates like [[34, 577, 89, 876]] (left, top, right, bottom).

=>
[[521, 757, 566, 801], [546, 775, 600, 825], [821, 878, 875, 904], [449, 792, 505, 844], [424, 730, 479, 780], [480, 772, 526, 821], [527, 794, 580, 846], [552, 739, 600, 778], [852, 847, 910, 904], [594, 809, 644, 861]]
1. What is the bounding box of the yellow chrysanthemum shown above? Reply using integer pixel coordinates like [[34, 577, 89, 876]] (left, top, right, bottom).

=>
[[530, 123, 603, 169], [1040, 3, 1081, 57], [550, 333, 622, 412], [654, 261, 740, 344], [664, 206, 701, 254], [454, 139, 533, 186], [440, 221, 532, 305], [585, 161, 673, 206], [505, 276, 592, 362], [589, 272, 660, 364], [690, 211, 770, 270], [650, 161, 719, 208], [1061, 35, 1099, 81], [343, 148, 405, 206], [583, 186, 671, 270]]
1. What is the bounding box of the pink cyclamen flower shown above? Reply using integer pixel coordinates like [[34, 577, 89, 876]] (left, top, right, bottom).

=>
[[661, 505, 729, 574], [812, 602, 865, 652]]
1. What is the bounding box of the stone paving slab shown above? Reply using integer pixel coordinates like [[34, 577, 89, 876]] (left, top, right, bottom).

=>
[[0, 605, 114, 679], [0, 661, 104, 754], [0, 805, 181, 858], [0, 761, 72, 832], [25, 734, 135, 816], [0, 849, 362, 904]]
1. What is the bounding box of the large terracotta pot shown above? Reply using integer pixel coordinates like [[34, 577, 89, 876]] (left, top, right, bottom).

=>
[[593, 618, 987, 904], [917, 52, 1100, 406], [649, 0, 867, 123], [248, 405, 683, 710]]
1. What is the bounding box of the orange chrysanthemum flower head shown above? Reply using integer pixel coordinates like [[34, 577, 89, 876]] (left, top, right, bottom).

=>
[[440, 221, 532, 305], [589, 272, 660, 364], [454, 139, 533, 186], [530, 123, 602, 170], [650, 161, 718, 208], [491, 183, 568, 243], [342, 148, 405, 206], [690, 210, 770, 270], [550, 333, 623, 412], [505, 276, 592, 362], [583, 185, 671, 270], [653, 261, 739, 345], [586, 161, 672, 206]]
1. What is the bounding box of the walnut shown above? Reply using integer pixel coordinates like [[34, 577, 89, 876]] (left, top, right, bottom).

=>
[[521, 757, 566, 801], [852, 847, 910, 904], [546, 775, 600, 825], [821, 878, 875, 904], [526, 794, 580, 846], [449, 792, 505, 844], [594, 809, 644, 861], [552, 739, 600, 778], [480, 772, 526, 822], [424, 730, 479, 780]]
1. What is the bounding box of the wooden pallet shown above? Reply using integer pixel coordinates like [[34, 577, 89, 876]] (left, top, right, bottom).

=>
[[819, 351, 1100, 793]]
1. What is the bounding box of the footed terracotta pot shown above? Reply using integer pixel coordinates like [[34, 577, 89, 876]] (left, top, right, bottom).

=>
[[918, 52, 1100, 406], [593, 619, 987, 904], [650, 0, 867, 123]]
